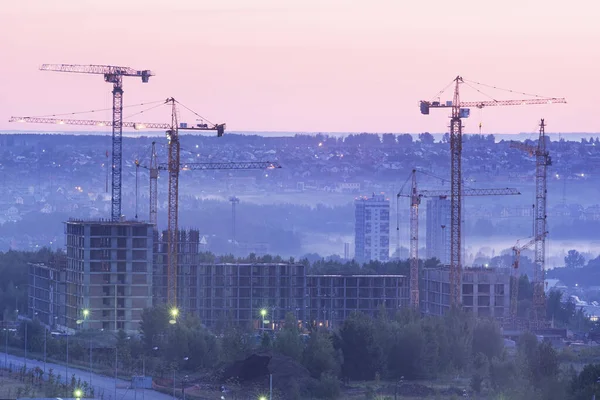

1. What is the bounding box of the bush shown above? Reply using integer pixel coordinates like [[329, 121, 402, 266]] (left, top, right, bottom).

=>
[[308, 372, 341, 399]]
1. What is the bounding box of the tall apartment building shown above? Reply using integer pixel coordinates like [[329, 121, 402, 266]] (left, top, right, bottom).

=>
[[28, 252, 67, 328], [65, 219, 154, 332], [425, 197, 451, 264], [354, 194, 390, 262], [422, 267, 510, 318], [307, 274, 409, 329], [196, 263, 307, 329]]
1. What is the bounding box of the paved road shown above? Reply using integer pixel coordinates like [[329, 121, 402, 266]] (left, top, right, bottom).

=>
[[1, 351, 174, 400]]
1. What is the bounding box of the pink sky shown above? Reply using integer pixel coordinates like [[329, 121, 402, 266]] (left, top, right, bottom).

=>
[[1, 0, 598, 134]]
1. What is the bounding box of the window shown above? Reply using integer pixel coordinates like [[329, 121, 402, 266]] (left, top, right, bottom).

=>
[[133, 226, 147, 236], [478, 284, 490, 294], [132, 238, 147, 248], [494, 284, 505, 295], [133, 250, 147, 260], [133, 262, 147, 273], [462, 284, 474, 295], [90, 225, 111, 236]]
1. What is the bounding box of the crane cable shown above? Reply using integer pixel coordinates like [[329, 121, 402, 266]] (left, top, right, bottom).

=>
[[174, 99, 217, 127], [31, 99, 168, 118], [464, 79, 555, 100]]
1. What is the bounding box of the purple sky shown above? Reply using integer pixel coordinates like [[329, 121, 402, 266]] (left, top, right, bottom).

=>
[[1, 0, 598, 134]]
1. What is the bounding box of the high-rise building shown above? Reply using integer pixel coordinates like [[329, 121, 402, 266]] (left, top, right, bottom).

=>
[[65, 219, 154, 332], [425, 197, 451, 264], [354, 194, 390, 262]]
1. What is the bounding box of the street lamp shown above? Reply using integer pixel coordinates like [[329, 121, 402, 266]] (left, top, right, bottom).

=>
[[395, 376, 404, 400], [169, 307, 179, 325], [23, 321, 27, 370], [3, 328, 8, 369], [81, 309, 92, 389], [74, 388, 83, 399], [260, 309, 267, 332], [174, 356, 189, 400]]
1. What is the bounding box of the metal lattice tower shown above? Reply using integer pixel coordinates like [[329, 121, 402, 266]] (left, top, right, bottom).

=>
[[449, 78, 463, 306], [149, 141, 159, 227], [409, 170, 420, 308], [39, 64, 153, 221], [533, 119, 550, 325]]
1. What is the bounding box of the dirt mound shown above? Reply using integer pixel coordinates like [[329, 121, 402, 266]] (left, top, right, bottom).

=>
[[222, 353, 271, 382], [220, 352, 316, 397]]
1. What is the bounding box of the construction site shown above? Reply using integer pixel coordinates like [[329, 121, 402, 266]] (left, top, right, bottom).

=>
[[16, 65, 568, 335]]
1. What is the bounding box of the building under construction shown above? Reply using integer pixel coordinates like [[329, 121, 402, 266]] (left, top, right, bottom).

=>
[[307, 274, 409, 329], [197, 262, 307, 329], [63, 219, 154, 331], [422, 266, 510, 318], [28, 252, 67, 328], [152, 229, 202, 314]]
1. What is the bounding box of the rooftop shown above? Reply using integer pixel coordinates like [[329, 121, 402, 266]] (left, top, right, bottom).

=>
[[65, 218, 152, 226]]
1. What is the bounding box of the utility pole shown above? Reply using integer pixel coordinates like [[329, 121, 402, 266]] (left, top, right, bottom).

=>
[[229, 196, 239, 252]]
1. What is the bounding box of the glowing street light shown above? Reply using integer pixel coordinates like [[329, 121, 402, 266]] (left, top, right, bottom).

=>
[[169, 307, 179, 324], [82, 309, 90, 318], [74, 388, 83, 399], [260, 309, 268, 332]]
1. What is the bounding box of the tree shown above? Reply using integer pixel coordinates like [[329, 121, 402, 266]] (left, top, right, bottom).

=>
[[303, 330, 340, 379], [397, 134, 413, 146], [472, 319, 503, 361], [518, 333, 559, 388], [336, 312, 384, 381], [564, 249, 585, 268], [570, 363, 600, 400], [418, 132, 435, 145], [273, 313, 303, 361], [385, 322, 424, 379], [382, 133, 396, 146], [139, 305, 170, 352]]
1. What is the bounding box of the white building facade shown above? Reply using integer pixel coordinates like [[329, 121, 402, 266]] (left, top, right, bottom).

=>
[[354, 194, 390, 262]]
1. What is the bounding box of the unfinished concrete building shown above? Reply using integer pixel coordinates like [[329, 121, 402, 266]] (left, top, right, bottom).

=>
[[196, 263, 307, 329], [28, 252, 67, 328], [307, 274, 410, 329], [65, 219, 154, 332], [152, 229, 202, 314], [422, 267, 510, 317]]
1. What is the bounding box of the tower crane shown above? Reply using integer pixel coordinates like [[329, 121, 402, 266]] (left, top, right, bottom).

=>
[[39, 64, 153, 221], [420, 76, 566, 306], [510, 232, 548, 325], [510, 119, 551, 328], [11, 97, 225, 307], [397, 169, 520, 309]]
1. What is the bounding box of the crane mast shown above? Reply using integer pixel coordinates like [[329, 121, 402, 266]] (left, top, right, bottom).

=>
[[534, 120, 550, 326], [149, 142, 159, 227], [420, 76, 565, 308], [409, 170, 420, 309], [398, 168, 520, 310], [510, 232, 547, 325], [39, 63, 153, 221], [449, 77, 464, 306], [166, 99, 180, 306], [510, 119, 551, 328]]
